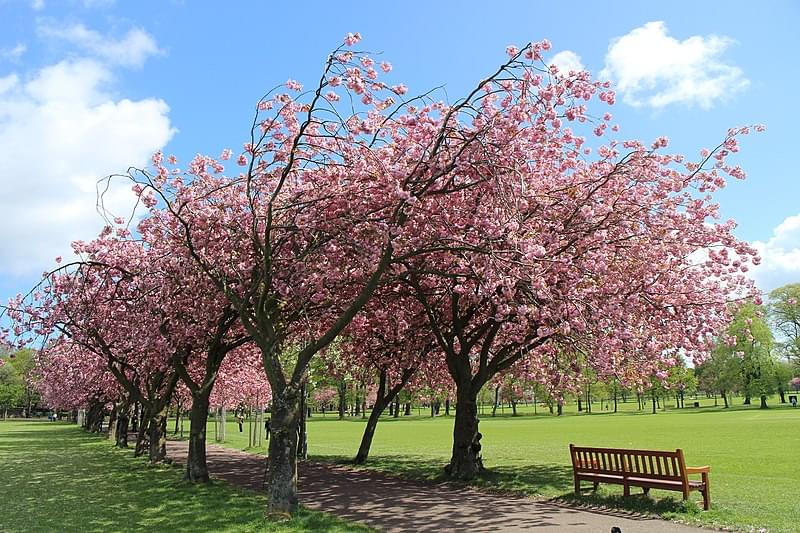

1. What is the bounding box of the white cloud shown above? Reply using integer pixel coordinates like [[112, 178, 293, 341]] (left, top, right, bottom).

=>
[[31, 0, 44, 10], [38, 23, 161, 68], [549, 50, 584, 74], [0, 58, 175, 277], [750, 214, 800, 293], [1, 43, 27, 61], [601, 21, 748, 109]]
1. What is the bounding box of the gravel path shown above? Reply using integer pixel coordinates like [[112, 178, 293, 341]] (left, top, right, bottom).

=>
[[166, 440, 711, 533]]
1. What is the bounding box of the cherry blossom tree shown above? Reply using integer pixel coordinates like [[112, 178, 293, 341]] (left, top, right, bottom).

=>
[[336, 287, 440, 464], [117, 34, 569, 512]]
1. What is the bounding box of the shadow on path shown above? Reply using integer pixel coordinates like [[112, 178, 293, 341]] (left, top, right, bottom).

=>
[[166, 441, 707, 533]]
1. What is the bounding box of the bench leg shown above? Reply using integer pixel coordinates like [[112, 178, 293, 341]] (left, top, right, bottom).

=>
[[574, 477, 581, 495], [592, 481, 599, 492], [643, 487, 650, 495], [623, 483, 630, 497], [702, 472, 711, 510]]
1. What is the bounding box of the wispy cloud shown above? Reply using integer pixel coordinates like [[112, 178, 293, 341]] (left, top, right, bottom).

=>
[[38, 22, 161, 68], [1, 43, 27, 61]]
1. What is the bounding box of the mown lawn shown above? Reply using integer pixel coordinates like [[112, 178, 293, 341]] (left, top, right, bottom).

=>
[[212, 399, 800, 532], [0, 421, 373, 533]]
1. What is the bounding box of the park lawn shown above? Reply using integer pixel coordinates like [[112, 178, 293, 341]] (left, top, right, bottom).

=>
[[210, 400, 800, 533], [0, 421, 374, 533]]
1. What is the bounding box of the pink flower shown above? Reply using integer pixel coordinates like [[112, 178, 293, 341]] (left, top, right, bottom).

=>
[[286, 79, 303, 91], [237, 154, 248, 166], [380, 61, 392, 73], [220, 148, 233, 161], [55, 256, 62, 264], [506, 45, 520, 57], [168, 155, 178, 164], [391, 84, 408, 95], [344, 32, 362, 46]]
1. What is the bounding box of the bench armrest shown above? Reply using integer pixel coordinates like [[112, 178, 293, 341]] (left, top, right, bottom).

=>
[[685, 466, 710, 474]]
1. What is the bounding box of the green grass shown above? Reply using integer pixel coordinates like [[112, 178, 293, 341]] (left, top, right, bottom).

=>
[[0, 421, 374, 533], [210, 398, 800, 533]]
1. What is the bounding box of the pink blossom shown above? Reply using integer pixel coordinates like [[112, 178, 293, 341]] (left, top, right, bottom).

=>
[[344, 32, 362, 46]]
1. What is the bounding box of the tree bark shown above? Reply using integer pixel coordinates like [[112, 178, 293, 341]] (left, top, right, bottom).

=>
[[148, 406, 169, 463], [185, 390, 212, 482], [759, 395, 768, 409], [265, 386, 301, 514], [115, 406, 129, 448], [722, 390, 729, 408], [445, 384, 484, 480], [354, 400, 386, 465]]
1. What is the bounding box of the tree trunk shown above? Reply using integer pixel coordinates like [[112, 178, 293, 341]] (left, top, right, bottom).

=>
[[134, 405, 150, 457], [722, 390, 729, 408], [115, 407, 129, 448], [107, 405, 117, 440], [445, 384, 484, 480], [337, 381, 346, 420], [743, 394, 751, 405], [511, 400, 518, 416], [393, 397, 400, 418], [445, 398, 450, 416], [491, 386, 499, 417], [265, 387, 301, 514], [759, 395, 768, 409], [779, 390, 786, 403], [404, 402, 411, 416], [556, 402, 563, 416], [185, 390, 211, 482], [577, 397, 583, 412], [613, 390, 618, 413], [148, 407, 169, 464], [174, 406, 182, 435], [651, 391, 657, 414]]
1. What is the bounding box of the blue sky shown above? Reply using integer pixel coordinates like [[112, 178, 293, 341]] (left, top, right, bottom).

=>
[[1, 0, 799, 305]]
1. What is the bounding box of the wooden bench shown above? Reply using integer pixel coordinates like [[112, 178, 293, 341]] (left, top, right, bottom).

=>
[[569, 444, 711, 510]]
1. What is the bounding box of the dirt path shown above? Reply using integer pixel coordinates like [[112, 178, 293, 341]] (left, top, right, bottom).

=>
[[166, 441, 710, 532]]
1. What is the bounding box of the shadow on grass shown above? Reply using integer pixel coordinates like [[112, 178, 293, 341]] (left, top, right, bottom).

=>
[[314, 453, 574, 496], [0, 422, 372, 533]]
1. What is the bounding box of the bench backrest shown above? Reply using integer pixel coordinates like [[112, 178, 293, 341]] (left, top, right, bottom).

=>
[[569, 444, 687, 483]]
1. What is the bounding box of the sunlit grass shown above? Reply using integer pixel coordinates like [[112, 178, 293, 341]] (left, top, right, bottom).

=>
[[210, 396, 800, 532], [0, 421, 374, 533]]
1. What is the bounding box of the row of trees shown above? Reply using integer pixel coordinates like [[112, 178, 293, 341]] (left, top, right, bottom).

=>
[[696, 285, 800, 408], [0, 348, 39, 418], [3, 34, 762, 514]]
